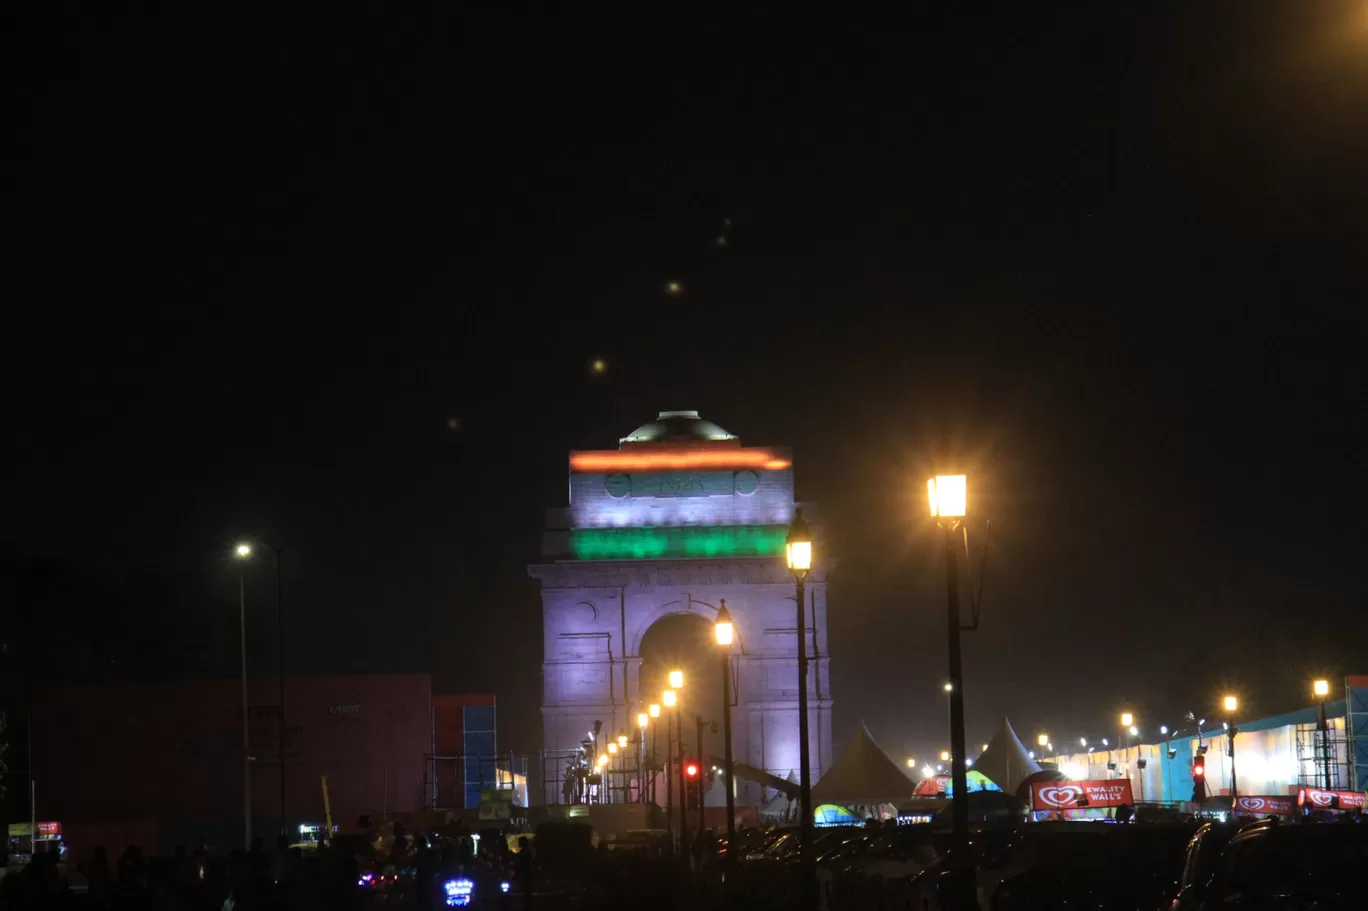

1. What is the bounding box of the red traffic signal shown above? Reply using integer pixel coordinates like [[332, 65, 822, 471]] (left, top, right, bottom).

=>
[[1193, 760, 1205, 777], [685, 762, 699, 778]]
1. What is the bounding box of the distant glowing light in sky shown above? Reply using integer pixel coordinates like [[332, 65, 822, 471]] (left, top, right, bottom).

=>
[[664, 280, 683, 296], [590, 357, 607, 374]]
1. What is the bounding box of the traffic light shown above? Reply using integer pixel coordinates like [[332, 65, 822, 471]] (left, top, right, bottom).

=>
[[684, 757, 701, 810], [1191, 753, 1207, 802]]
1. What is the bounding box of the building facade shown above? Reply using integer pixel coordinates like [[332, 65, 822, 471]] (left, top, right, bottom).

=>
[[530, 411, 834, 805]]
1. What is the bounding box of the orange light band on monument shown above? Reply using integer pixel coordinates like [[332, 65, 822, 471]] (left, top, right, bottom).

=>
[[570, 449, 791, 472]]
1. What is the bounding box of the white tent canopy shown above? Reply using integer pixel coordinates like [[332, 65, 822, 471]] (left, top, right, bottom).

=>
[[811, 722, 917, 806], [974, 718, 1043, 794]]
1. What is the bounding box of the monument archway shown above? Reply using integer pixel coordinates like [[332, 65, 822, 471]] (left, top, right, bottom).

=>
[[530, 412, 834, 806]]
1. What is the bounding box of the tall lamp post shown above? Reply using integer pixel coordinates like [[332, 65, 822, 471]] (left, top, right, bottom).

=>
[[1223, 696, 1239, 802], [233, 544, 254, 849], [235, 540, 287, 832], [607, 742, 619, 804], [928, 475, 973, 909], [648, 703, 662, 804], [662, 692, 676, 827], [714, 601, 737, 860], [785, 510, 815, 911], [637, 712, 650, 803], [1313, 679, 1332, 789]]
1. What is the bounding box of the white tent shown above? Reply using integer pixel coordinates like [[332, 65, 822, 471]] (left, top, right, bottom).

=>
[[973, 718, 1043, 794], [811, 723, 917, 806]]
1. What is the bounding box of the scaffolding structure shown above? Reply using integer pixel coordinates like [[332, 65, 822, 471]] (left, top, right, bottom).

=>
[[424, 751, 528, 812], [1349, 677, 1368, 792], [1294, 721, 1350, 791]]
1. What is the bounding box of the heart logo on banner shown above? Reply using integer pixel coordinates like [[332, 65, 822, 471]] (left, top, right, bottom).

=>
[[1038, 785, 1083, 808], [1309, 791, 1335, 807], [1238, 797, 1266, 811]]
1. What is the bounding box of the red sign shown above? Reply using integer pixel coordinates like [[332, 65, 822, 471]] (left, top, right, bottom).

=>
[[1233, 796, 1294, 815], [1030, 780, 1134, 810], [37, 822, 61, 836], [1298, 788, 1366, 810]]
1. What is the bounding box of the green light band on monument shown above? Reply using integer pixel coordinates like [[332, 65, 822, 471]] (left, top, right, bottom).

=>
[[570, 525, 789, 560]]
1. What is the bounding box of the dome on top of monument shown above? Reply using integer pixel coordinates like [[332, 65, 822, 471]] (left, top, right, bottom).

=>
[[620, 411, 737, 444]]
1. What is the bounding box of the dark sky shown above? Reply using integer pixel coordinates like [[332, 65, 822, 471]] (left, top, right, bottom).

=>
[[7, 4, 1367, 769]]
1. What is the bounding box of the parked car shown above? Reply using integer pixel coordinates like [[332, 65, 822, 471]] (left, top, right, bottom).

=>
[[1195, 820, 1368, 910]]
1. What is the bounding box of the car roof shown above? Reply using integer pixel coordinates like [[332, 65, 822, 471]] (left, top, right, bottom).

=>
[[1229, 822, 1368, 845]]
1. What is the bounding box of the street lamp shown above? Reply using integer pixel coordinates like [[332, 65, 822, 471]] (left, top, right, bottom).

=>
[[1313, 679, 1332, 789], [928, 473, 971, 906], [1223, 696, 1239, 801], [786, 509, 815, 911], [663, 690, 677, 841], [637, 713, 649, 804], [668, 672, 687, 852], [234, 538, 288, 833], [715, 601, 738, 858], [940, 750, 951, 762], [1037, 734, 1049, 747], [907, 758, 917, 769], [648, 703, 662, 805], [669, 669, 684, 689], [232, 544, 254, 848]]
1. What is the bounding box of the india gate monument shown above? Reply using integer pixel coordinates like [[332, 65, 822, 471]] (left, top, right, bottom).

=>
[[530, 410, 833, 805]]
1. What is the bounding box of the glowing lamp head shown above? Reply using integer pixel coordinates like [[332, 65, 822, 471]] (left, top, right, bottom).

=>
[[786, 510, 813, 573], [668, 670, 684, 689], [714, 603, 735, 647], [607, 742, 617, 755], [1080, 737, 1088, 747], [921, 766, 934, 778], [1128, 726, 1138, 737], [1037, 734, 1049, 747], [1314, 679, 1330, 698], [927, 475, 967, 518], [638, 712, 649, 729], [1223, 696, 1238, 713], [663, 689, 677, 708], [1102, 738, 1109, 746], [981, 744, 989, 753], [1120, 713, 1134, 727], [617, 734, 627, 748], [1159, 726, 1168, 736], [235, 543, 252, 558], [906, 758, 916, 768], [648, 703, 661, 718], [940, 750, 951, 762]]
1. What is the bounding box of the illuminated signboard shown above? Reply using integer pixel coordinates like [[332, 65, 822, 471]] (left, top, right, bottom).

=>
[[570, 525, 788, 560]]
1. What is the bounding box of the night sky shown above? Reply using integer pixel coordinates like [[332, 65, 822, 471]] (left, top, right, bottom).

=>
[[7, 4, 1367, 777]]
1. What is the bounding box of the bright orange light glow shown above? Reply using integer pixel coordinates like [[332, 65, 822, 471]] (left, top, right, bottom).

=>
[[1224, 695, 1238, 713], [927, 475, 967, 518], [663, 690, 677, 707], [1121, 712, 1134, 727], [668, 670, 684, 689], [648, 703, 661, 718], [570, 449, 791, 473], [1314, 679, 1330, 697], [638, 712, 649, 728], [607, 742, 617, 754], [685, 763, 698, 777]]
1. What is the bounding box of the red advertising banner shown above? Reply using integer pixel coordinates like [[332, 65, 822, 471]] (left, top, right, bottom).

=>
[[1030, 780, 1134, 810], [914, 776, 952, 796], [1233, 796, 1294, 815], [1298, 788, 1366, 810]]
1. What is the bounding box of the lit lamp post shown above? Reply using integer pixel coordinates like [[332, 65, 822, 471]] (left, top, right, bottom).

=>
[[1223, 696, 1239, 802], [714, 601, 737, 857], [1313, 679, 1332, 789], [234, 539, 287, 833], [785, 510, 815, 911], [663, 689, 677, 844], [648, 703, 661, 804], [927, 474, 972, 907], [669, 670, 686, 851], [1037, 733, 1049, 763], [607, 742, 619, 805], [637, 713, 649, 804], [233, 543, 254, 848]]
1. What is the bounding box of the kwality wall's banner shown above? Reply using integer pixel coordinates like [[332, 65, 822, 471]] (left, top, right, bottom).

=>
[[1298, 788, 1367, 810], [1233, 796, 1295, 815], [1030, 780, 1134, 810]]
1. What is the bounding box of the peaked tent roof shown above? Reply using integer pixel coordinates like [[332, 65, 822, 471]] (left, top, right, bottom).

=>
[[973, 718, 1043, 794], [811, 723, 917, 806]]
